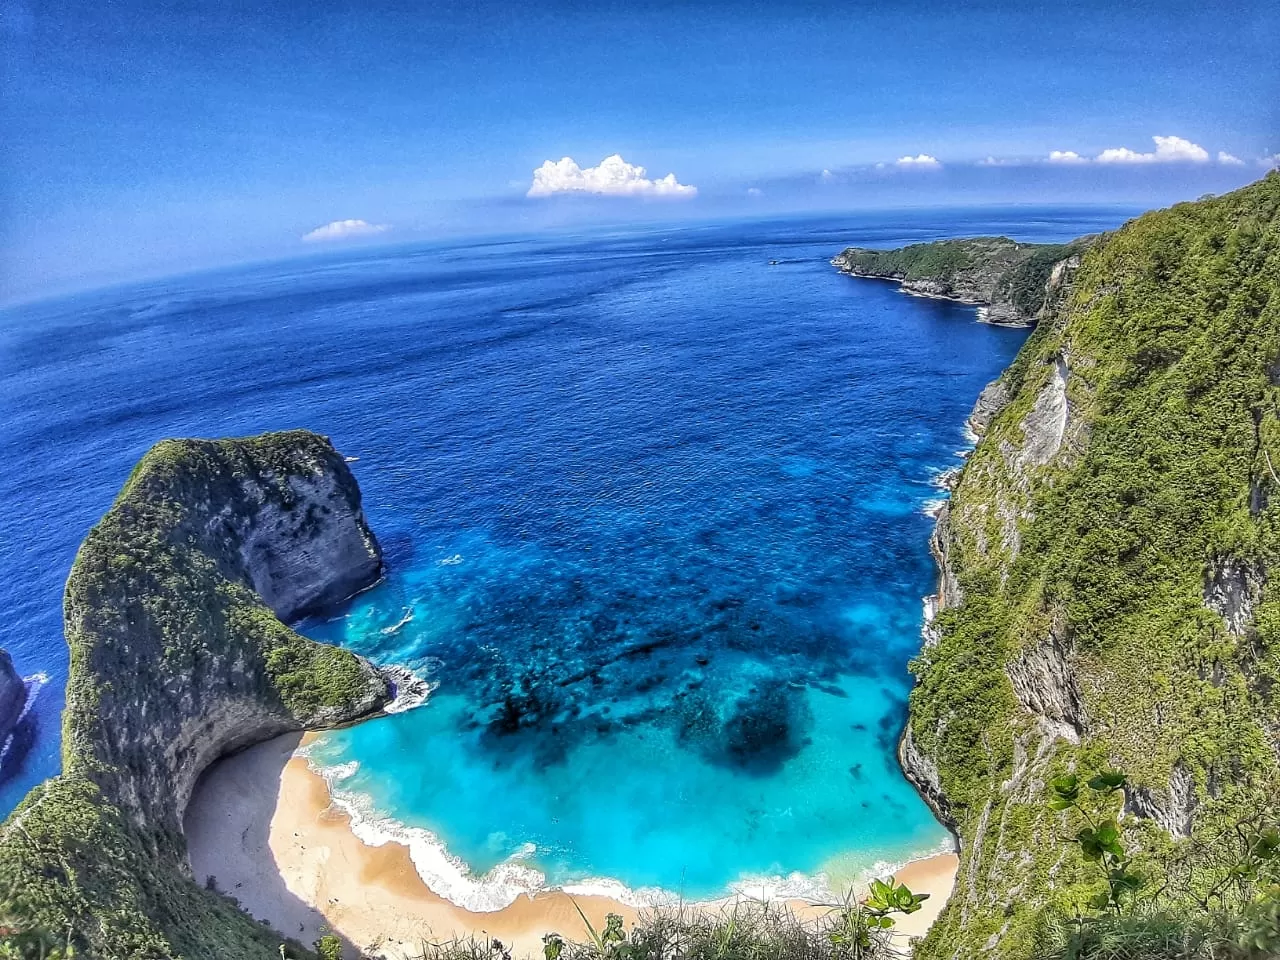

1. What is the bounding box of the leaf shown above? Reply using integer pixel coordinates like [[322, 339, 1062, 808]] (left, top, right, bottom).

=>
[[1087, 771, 1127, 792], [1076, 827, 1104, 862], [1095, 820, 1125, 858], [1049, 775, 1080, 803]]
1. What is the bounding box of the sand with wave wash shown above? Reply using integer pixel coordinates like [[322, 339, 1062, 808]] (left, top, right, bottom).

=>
[[186, 732, 957, 959]]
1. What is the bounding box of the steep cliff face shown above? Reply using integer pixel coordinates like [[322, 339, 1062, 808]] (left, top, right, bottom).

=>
[[0, 430, 392, 959], [906, 175, 1280, 958], [0, 652, 25, 750], [0, 650, 34, 786], [832, 236, 1092, 326]]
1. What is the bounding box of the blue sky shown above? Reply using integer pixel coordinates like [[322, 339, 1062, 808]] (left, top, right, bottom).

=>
[[2, 0, 1277, 302]]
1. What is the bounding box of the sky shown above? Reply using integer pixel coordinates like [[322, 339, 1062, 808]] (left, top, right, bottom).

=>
[[1, 0, 1278, 302]]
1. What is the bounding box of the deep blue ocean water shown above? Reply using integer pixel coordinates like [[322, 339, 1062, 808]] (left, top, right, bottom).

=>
[[0, 207, 1134, 905]]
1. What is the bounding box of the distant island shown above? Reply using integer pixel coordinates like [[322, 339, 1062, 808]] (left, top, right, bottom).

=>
[[832, 235, 1095, 326], [3, 175, 1280, 959]]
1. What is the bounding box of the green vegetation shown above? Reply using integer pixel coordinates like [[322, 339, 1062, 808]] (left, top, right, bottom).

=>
[[909, 175, 1280, 958], [0, 431, 386, 959], [417, 891, 926, 960], [8, 174, 1280, 959], [833, 236, 1094, 323], [1042, 771, 1280, 958]]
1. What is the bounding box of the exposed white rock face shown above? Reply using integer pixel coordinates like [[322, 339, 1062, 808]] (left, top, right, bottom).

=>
[[1204, 556, 1265, 636], [931, 503, 963, 609], [968, 380, 1011, 438], [1005, 629, 1087, 743], [1017, 355, 1069, 470], [1125, 763, 1198, 839], [899, 726, 954, 828]]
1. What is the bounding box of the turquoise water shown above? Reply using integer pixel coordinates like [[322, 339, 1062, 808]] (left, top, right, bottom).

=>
[[0, 208, 1132, 900]]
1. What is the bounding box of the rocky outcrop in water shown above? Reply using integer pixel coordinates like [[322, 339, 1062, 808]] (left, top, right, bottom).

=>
[[0, 652, 25, 751], [832, 235, 1093, 326], [0, 650, 35, 785], [0, 430, 395, 959]]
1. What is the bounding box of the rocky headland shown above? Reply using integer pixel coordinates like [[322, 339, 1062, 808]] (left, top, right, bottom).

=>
[[903, 175, 1280, 957], [0, 430, 401, 958], [832, 235, 1094, 326], [0, 650, 36, 787]]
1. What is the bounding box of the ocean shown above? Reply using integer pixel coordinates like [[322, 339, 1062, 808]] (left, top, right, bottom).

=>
[[0, 206, 1133, 906]]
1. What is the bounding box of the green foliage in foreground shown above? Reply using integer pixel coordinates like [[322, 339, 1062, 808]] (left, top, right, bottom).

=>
[[1041, 771, 1280, 958], [417, 897, 912, 960], [909, 175, 1280, 959]]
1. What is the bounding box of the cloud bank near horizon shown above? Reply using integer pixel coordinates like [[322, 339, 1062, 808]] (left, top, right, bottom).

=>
[[527, 155, 697, 198], [301, 219, 390, 243], [821, 135, 1262, 179]]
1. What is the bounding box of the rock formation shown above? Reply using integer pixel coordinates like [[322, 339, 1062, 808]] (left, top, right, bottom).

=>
[[0, 430, 393, 958], [831, 235, 1093, 326], [0, 650, 34, 786], [904, 175, 1280, 958]]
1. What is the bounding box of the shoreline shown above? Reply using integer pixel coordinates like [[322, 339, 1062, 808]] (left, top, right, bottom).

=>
[[186, 733, 959, 958], [829, 264, 1032, 328]]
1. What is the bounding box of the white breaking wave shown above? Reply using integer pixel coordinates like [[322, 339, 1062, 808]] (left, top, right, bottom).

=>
[[730, 870, 839, 904], [381, 663, 436, 714], [305, 746, 948, 915], [314, 768, 551, 912], [380, 607, 415, 635]]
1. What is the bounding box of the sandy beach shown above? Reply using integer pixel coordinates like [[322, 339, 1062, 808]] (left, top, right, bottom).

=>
[[185, 733, 958, 959]]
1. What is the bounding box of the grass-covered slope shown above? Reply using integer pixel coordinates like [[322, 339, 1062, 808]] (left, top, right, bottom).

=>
[[0, 430, 390, 959], [908, 175, 1280, 957], [833, 236, 1094, 325]]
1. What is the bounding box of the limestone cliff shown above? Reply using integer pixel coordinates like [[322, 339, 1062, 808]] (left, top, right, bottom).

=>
[[0, 430, 392, 959], [0, 650, 34, 786], [832, 235, 1092, 326], [905, 175, 1280, 957]]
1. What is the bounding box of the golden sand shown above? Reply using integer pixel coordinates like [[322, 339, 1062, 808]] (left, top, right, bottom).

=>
[[185, 733, 957, 958]]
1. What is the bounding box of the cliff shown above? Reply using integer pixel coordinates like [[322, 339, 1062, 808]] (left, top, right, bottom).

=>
[[832, 235, 1093, 325], [0, 650, 34, 786], [905, 174, 1280, 957], [0, 430, 392, 959]]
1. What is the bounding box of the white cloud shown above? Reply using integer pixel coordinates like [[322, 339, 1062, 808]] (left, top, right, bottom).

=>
[[527, 154, 696, 198], [979, 156, 1020, 166], [820, 168, 834, 181], [1047, 150, 1088, 165], [1261, 153, 1280, 170], [301, 219, 389, 243], [1217, 151, 1244, 166], [746, 187, 763, 197], [1095, 135, 1210, 165], [896, 154, 941, 168]]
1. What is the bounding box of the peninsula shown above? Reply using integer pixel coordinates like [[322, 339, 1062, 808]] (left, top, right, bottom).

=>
[[832, 235, 1094, 325], [0, 431, 397, 957]]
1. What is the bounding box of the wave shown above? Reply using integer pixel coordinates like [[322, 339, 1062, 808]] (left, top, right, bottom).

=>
[[380, 663, 436, 714], [310, 756, 550, 912], [380, 607, 415, 635], [302, 748, 951, 915]]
